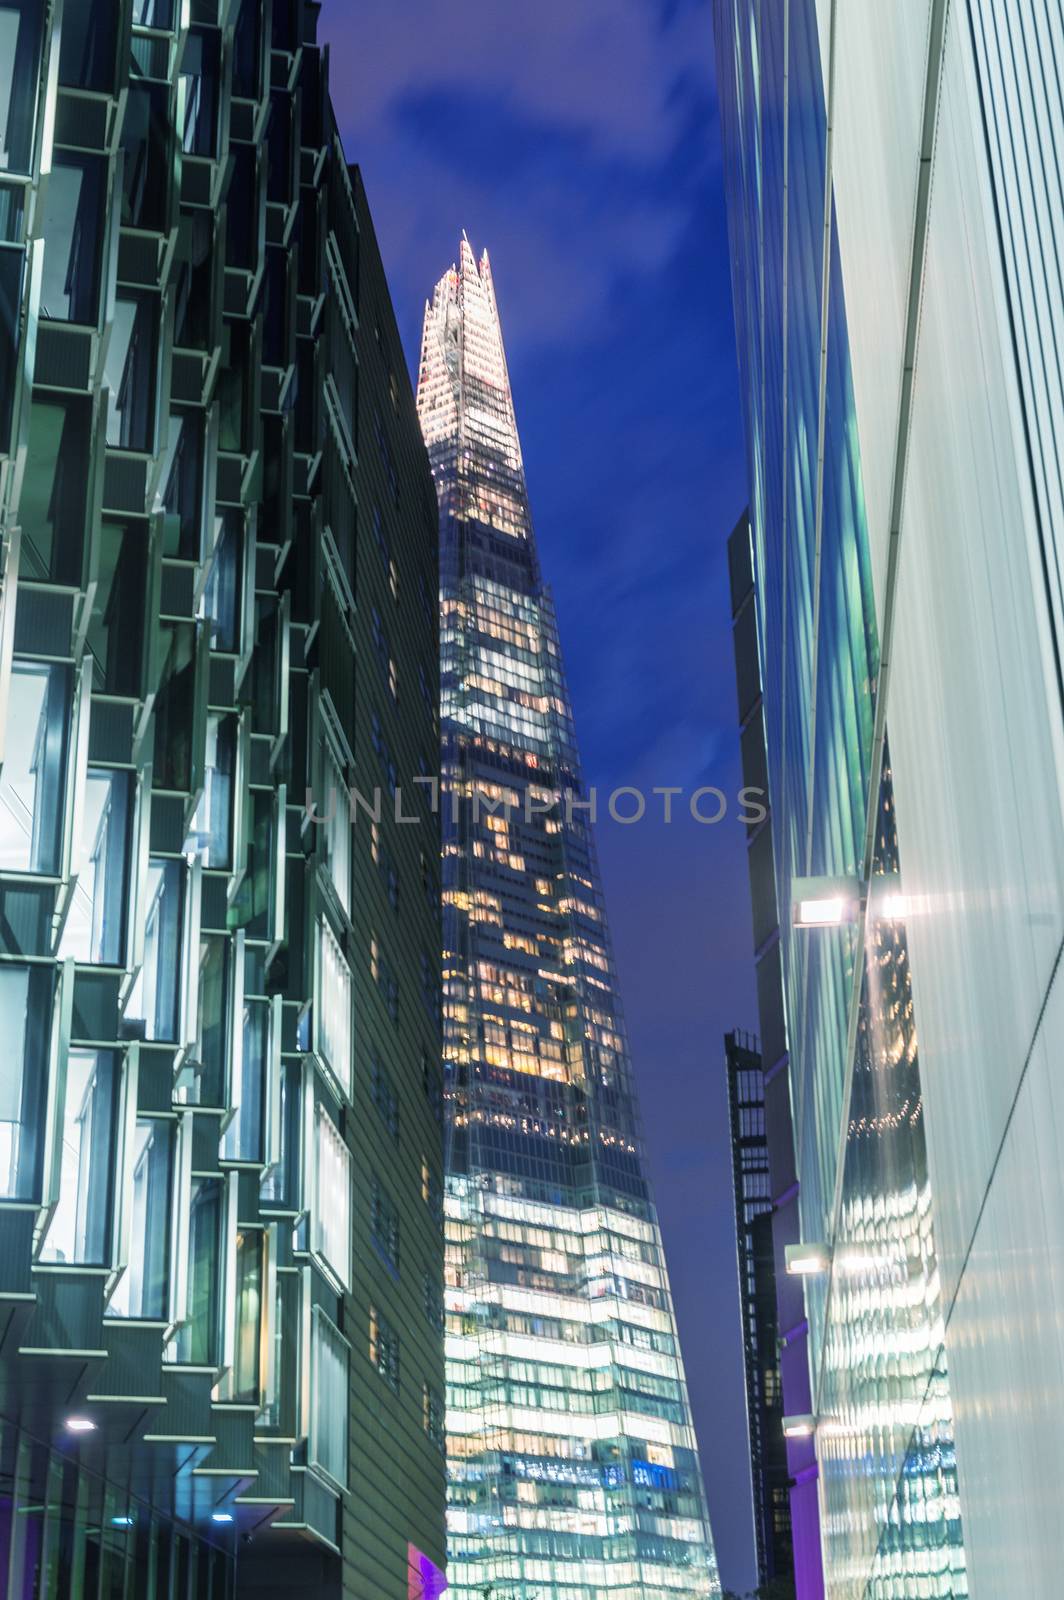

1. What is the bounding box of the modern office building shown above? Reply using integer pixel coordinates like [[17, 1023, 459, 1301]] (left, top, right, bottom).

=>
[[723, 1030, 796, 1594], [714, 1, 1064, 1595], [0, 3, 445, 1598], [415, 238, 719, 1600]]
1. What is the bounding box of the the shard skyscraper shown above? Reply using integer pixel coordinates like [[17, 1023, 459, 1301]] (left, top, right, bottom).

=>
[[416, 238, 719, 1600]]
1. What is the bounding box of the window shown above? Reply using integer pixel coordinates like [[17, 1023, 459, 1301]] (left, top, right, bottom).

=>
[[191, 935, 229, 1106], [310, 1309, 348, 1488], [223, 996, 267, 1163], [313, 1102, 351, 1290], [39, 153, 105, 323], [0, 965, 53, 1199], [422, 1270, 444, 1334], [317, 919, 352, 1096], [371, 1058, 399, 1142], [0, 661, 70, 874], [422, 1384, 444, 1453], [109, 1118, 173, 1319], [104, 293, 158, 452], [88, 522, 146, 694], [370, 1174, 399, 1278], [119, 84, 169, 231], [59, 769, 131, 965], [233, 1230, 264, 1404], [185, 713, 235, 867], [127, 858, 183, 1041], [153, 623, 196, 791], [175, 1175, 222, 1364], [322, 743, 351, 915], [161, 413, 205, 560], [21, 398, 92, 584], [369, 1303, 399, 1394], [40, 1049, 119, 1265], [180, 29, 220, 157], [0, 2, 45, 174], [202, 514, 241, 651]]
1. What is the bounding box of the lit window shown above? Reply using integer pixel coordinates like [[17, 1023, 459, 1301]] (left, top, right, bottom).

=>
[[323, 744, 351, 915], [0, 964, 52, 1199], [184, 714, 235, 868], [313, 1102, 351, 1290], [317, 919, 352, 1096], [109, 1118, 173, 1319], [369, 1304, 400, 1392]]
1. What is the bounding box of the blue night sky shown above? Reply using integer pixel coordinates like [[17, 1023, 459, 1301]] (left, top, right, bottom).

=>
[[320, 2, 760, 1587]]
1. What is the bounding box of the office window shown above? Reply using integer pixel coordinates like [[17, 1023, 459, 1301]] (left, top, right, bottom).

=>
[[60, 769, 131, 965], [0, 964, 54, 1200], [154, 623, 196, 791], [180, 29, 220, 158], [202, 513, 240, 652], [109, 1118, 173, 1319], [175, 1176, 222, 1364], [88, 522, 146, 694], [0, 661, 70, 874], [0, 2, 44, 174], [312, 1102, 350, 1290], [322, 744, 351, 915], [185, 713, 235, 867], [119, 84, 169, 231], [371, 1058, 399, 1142], [309, 1309, 348, 1488], [369, 1303, 399, 1394], [233, 1229, 264, 1404], [422, 1270, 444, 1334], [260, 1059, 300, 1211], [192, 934, 229, 1106], [59, 0, 118, 91], [104, 293, 158, 452], [162, 413, 206, 561], [40, 1049, 119, 1265], [370, 1174, 399, 1278], [423, 1384, 444, 1453], [39, 153, 105, 323], [317, 919, 352, 1095], [128, 859, 183, 1041], [223, 997, 267, 1163]]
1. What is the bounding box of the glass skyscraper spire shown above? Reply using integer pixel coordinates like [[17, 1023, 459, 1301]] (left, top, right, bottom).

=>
[[416, 239, 719, 1600]]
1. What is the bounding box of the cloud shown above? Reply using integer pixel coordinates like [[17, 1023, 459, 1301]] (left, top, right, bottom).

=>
[[320, 0, 717, 345]]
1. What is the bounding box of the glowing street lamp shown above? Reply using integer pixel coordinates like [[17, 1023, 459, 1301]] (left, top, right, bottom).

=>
[[785, 1241, 832, 1277], [792, 876, 861, 928]]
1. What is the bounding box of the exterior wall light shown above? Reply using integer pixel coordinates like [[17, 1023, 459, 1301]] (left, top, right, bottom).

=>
[[785, 1242, 832, 1276], [792, 876, 861, 927], [211, 1512, 234, 1524], [782, 1414, 817, 1440], [64, 1417, 96, 1433]]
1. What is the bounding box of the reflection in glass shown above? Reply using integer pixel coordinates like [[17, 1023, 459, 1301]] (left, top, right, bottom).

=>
[[309, 1309, 347, 1487], [233, 1230, 263, 1403], [317, 919, 351, 1096], [39, 155, 105, 322], [127, 859, 183, 1041], [88, 522, 146, 695], [0, 963, 53, 1199], [40, 1050, 118, 1265], [176, 1176, 221, 1364], [192, 935, 229, 1106], [0, 662, 70, 874], [313, 1101, 350, 1290], [223, 998, 266, 1162], [202, 514, 240, 651], [0, 2, 44, 175], [60, 769, 131, 964], [104, 295, 157, 452], [184, 713, 234, 867], [109, 1118, 173, 1319]]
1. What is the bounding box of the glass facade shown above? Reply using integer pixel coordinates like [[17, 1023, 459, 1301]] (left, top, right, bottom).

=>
[[416, 239, 719, 1599], [716, 1, 1064, 1594], [0, 4, 445, 1597]]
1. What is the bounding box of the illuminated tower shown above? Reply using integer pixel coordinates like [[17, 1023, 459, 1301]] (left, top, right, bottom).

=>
[[416, 238, 720, 1600]]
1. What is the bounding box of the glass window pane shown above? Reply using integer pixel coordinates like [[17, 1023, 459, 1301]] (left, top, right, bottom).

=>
[[0, 963, 52, 1199], [0, 246, 22, 453], [153, 623, 196, 791], [40, 1049, 118, 1265], [317, 919, 351, 1095], [161, 412, 206, 560], [176, 1176, 221, 1364], [202, 514, 240, 651], [180, 30, 220, 158], [191, 934, 228, 1106], [127, 859, 183, 1040], [312, 1102, 350, 1289], [184, 713, 233, 867], [0, 662, 70, 874], [40, 154, 105, 322], [109, 1118, 173, 1319], [58, 0, 118, 92], [20, 398, 90, 584], [233, 1229, 263, 1403], [309, 1309, 347, 1488], [323, 746, 350, 915], [59, 770, 131, 965], [88, 522, 146, 695], [104, 294, 158, 452], [119, 85, 169, 232], [260, 1059, 300, 1209], [223, 996, 266, 1162], [0, 2, 44, 175]]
